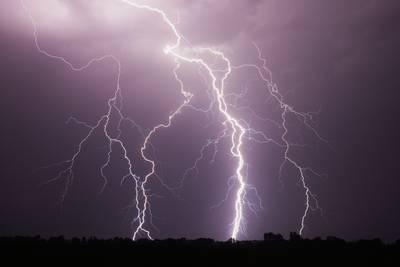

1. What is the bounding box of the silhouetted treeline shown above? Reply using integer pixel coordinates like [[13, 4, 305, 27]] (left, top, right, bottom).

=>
[[0, 233, 399, 266]]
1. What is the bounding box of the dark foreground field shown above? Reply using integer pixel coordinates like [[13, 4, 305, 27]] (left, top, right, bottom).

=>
[[1, 233, 399, 266]]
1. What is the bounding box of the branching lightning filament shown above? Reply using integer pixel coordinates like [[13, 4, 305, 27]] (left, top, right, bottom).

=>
[[22, 0, 325, 240]]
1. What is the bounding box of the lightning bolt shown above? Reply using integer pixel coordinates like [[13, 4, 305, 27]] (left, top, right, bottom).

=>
[[22, 0, 325, 240], [233, 43, 325, 235]]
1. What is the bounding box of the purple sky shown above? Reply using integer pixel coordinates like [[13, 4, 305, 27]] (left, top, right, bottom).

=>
[[1, 0, 400, 241]]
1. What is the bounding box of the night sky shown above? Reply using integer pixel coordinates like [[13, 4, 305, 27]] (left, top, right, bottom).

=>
[[1, 0, 400, 242]]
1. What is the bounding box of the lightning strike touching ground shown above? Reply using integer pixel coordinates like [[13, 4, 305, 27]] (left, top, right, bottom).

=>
[[22, 0, 325, 240], [233, 43, 325, 235]]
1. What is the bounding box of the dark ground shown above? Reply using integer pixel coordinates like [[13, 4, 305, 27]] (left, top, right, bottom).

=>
[[1, 233, 399, 266]]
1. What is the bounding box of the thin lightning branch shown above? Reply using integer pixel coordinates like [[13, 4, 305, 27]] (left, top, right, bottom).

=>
[[179, 127, 227, 190], [21, 0, 154, 239], [133, 57, 192, 240], [233, 42, 325, 235]]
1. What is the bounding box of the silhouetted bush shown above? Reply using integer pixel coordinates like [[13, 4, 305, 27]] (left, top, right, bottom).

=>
[[264, 232, 284, 242], [289, 231, 302, 241]]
